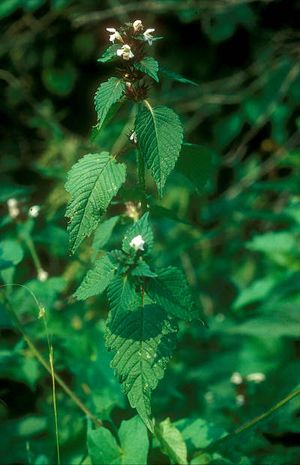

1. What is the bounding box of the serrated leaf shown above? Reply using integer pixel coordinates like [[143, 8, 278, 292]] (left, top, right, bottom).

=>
[[156, 417, 188, 465], [135, 103, 183, 195], [107, 274, 141, 317], [105, 304, 178, 431], [146, 266, 197, 321], [74, 254, 116, 300], [97, 44, 119, 63], [131, 260, 157, 278], [160, 66, 198, 86], [176, 143, 215, 193], [134, 57, 159, 82], [94, 77, 125, 130], [65, 152, 126, 254], [122, 213, 154, 255]]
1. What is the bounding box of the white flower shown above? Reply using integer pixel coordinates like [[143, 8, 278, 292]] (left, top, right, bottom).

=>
[[129, 234, 145, 251], [230, 372, 243, 385], [133, 19, 143, 32], [129, 131, 138, 144], [106, 27, 123, 43], [246, 372, 266, 383], [143, 28, 155, 45], [236, 394, 245, 406], [7, 198, 20, 219], [7, 198, 18, 208], [28, 205, 40, 218], [38, 269, 49, 282], [116, 44, 134, 60]]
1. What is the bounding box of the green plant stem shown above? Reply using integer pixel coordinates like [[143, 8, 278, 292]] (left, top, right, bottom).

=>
[[137, 147, 147, 213], [193, 385, 300, 458], [24, 236, 43, 273], [3, 295, 103, 428]]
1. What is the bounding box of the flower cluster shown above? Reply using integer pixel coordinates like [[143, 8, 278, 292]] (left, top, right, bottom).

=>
[[106, 19, 155, 61]]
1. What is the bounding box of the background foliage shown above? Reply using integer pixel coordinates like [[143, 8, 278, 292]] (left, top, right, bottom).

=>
[[1, 0, 300, 464]]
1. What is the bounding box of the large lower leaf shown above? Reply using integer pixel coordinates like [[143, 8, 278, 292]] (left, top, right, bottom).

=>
[[94, 77, 125, 130], [74, 254, 117, 300], [105, 304, 178, 431], [65, 152, 126, 254], [146, 266, 198, 321], [135, 103, 183, 196]]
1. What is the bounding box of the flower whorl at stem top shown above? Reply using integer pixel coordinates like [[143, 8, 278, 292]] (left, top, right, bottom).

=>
[[106, 27, 123, 43], [130, 234, 145, 251], [117, 44, 134, 60]]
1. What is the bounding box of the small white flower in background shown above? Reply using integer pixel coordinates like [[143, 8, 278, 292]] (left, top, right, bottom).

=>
[[117, 44, 134, 60], [204, 391, 214, 403], [130, 234, 145, 251], [236, 394, 245, 406], [38, 269, 49, 282], [230, 372, 243, 385], [7, 198, 20, 219], [246, 372, 266, 383], [7, 198, 18, 208], [129, 131, 138, 144], [143, 28, 155, 45], [106, 27, 123, 43], [28, 205, 40, 218], [133, 19, 143, 32]]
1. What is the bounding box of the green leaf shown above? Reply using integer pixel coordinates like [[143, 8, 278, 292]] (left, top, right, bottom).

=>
[[107, 274, 141, 316], [87, 416, 149, 465], [159, 66, 198, 86], [0, 240, 24, 270], [65, 152, 126, 254], [105, 304, 178, 431], [87, 427, 120, 465], [156, 417, 188, 465], [135, 103, 183, 196], [97, 44, 119, 63], [92, 216, 119, 259], [146, 266, 197, 321], [131, 260, 157, 278], [94, 77, 125, 130], [176, 144, 214, 192], [74, 254, 117, 300], [134, 57, 159, 82], [118, 416, 149, 464], [122, 213, 154, 255]]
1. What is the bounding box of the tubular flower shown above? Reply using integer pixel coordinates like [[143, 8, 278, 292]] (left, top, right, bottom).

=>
[[143, 28, 155, 45], [116, 44, 134, 60], [106, 27, 123, 43], [130, 234, 145, 251], [133, 19, 143, 32]]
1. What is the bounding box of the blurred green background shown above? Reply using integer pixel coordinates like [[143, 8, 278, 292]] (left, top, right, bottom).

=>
[[1, 0, 300, 464]]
